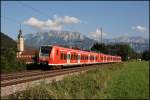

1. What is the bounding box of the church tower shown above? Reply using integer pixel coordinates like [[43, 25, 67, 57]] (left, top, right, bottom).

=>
[[17, 29, 24, 54]]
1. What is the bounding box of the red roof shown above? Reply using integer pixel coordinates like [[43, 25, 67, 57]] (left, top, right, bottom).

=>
[[21, 50, 38, 56], [17, 50, 39, 63], [17, 57, 34, 62]]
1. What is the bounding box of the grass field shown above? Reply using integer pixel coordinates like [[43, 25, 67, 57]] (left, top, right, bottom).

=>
[[106, 61, 149, 99], [7, 61, 149, 99]]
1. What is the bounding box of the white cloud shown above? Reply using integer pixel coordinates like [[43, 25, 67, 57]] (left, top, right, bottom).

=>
[[132, 25, 147, 32], [91, 28, 107, 41], [24, 15, 80, 31]]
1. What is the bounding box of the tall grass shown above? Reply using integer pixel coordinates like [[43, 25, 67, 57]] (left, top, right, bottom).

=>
[[106, 61, 149, 99], [7, 62, 149, 99]]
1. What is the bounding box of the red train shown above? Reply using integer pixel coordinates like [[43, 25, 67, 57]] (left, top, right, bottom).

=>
[[38, 45, 121, 67]]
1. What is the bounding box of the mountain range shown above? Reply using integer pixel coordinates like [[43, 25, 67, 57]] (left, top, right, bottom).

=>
[[1, 31, 148, 53], [24, 30, 149, 53], [24, 30, 95, 50]]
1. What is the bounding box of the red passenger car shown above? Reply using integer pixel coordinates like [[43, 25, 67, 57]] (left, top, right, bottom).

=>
[[38, 45, 122, 67]]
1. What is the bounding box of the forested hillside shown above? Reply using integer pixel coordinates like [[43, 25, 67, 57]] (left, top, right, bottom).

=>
[[1, 32, 17, 49], [1, 32, 26, 73]]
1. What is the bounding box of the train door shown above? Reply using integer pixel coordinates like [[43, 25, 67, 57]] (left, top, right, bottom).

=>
[[78, 54, 81, 64], [67, 52, 71, 64], [88, 54, 90, 63], [94, 56, 95, 63]]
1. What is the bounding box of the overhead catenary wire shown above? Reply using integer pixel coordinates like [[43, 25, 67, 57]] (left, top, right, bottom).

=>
[[18, 1, 52, 19], [1, 15, 34, 30], [1, 15, 21, 25], [17, 1, 78, 32]]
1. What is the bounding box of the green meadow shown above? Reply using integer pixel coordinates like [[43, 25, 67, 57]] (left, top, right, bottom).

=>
[[8, 61, 149, 99]]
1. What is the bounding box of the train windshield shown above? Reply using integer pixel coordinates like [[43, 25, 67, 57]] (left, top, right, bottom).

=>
[[40, 46, 52, 57]]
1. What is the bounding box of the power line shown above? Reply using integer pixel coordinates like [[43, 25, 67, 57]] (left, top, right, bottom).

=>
[[18, 1, 51, 19], [17, 1, 79, 32], [1, 15, 33, 29], [1, 15, 21, 25]]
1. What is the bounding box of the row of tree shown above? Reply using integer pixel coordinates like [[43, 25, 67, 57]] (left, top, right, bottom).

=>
[[91, 42, 149, 61]]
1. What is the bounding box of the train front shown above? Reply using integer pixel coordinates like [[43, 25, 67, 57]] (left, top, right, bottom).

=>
[[38, 45, 52, 66]]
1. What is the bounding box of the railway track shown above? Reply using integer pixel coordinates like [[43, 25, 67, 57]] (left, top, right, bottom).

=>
[[1, 64, 101, 87], [1, 70, 42, 81]]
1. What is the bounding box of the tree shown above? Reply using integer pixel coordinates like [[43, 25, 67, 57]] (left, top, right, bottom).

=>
[[142, 50, 150, 61], [90, 43, 137, 61], [1, 48, 26, 73], [91, 43, 108, 54]]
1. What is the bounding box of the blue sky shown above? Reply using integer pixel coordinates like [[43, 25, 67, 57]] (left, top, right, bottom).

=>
[[1, 1, 149, 40]]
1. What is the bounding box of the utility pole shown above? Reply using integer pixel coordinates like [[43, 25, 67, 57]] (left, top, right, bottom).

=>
[[100, 27, 103, 44]]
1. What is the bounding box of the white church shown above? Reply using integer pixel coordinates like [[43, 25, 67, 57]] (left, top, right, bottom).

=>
[[16, 29, 38, 64]]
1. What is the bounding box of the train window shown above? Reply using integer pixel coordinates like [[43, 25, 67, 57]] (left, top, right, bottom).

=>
[[63, 54, 65, 60], [73, 54, 74, 60], [56, 49, 59, 55], [63, 53, 65, 60], [72, 54, 74, 60], [70, 54, 72, 60], [91, 56, 93, 60], [60, 53, 63, 60], [64, 54, 67, 60], [74, 55, 75, 60], [40, 46, 52, 56]]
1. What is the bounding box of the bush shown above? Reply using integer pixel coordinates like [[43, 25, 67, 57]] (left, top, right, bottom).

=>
[[142, 50, 150, 61], [1, 48, 26, 73]]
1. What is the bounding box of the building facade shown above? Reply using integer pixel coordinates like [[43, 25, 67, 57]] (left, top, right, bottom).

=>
[[16, 29, 38, 64]]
